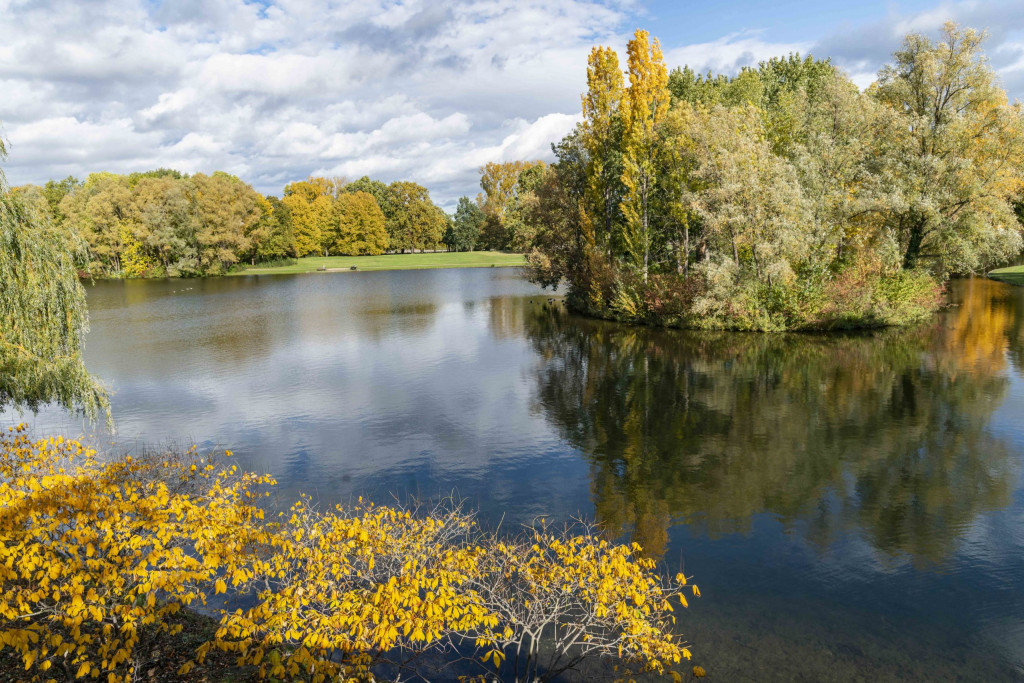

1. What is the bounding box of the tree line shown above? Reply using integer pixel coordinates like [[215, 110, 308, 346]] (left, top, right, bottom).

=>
[[518, 23, 1024, 331], [12, 169, 535, 278]]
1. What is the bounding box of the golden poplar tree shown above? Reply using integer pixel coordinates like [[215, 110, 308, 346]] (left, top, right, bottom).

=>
[[620, 29, 670, 281], [581, 45, 623, 257]]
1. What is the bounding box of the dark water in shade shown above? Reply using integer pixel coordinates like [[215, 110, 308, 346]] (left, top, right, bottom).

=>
[[6, 269, 1024, 681]]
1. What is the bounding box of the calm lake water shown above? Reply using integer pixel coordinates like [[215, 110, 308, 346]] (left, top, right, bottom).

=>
[[6, 269, 1024, 681]]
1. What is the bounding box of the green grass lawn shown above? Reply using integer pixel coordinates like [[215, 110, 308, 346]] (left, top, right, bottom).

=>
[[988, 264, 1024, 286], [231, 251, 526, 275]]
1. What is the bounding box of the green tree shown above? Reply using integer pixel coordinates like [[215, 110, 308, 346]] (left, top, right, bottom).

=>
[[244, 195, 295, 264], [133, 176, 198, 276], [872, 22, 1024, 273], [42, 175, 80, 228], [386, 181, 444, 252], [445, 196, 485, 251], [0, 137, 109, 419]]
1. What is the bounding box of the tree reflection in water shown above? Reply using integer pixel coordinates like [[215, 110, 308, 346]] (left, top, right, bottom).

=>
[[525, 278, 1020, 564]]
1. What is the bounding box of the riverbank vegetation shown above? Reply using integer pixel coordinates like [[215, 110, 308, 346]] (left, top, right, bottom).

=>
[[989, 264, 1024, 286], [8, 170, 462, 278], [0, 427, 698, 682], [521, 23, 1024, 331], [0, 139, 108, 422]]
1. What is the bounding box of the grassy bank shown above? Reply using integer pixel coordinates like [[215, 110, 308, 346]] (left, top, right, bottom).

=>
[[231, 251, 526, 275], [989, 264, 1024, 286]]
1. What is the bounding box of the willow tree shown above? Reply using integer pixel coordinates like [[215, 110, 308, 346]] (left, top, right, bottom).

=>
[[872, 22, 1024, 273], [0, 136, 109, 421], [581, 46, 624, 257], [620, 29, 670, 281]]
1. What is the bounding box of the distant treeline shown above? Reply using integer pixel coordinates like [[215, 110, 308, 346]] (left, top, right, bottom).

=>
[[11, 164, 547, 278]]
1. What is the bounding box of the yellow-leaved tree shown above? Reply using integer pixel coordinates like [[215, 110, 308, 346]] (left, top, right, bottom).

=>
[[620, 29, 670, 282], [581, 45, 624, 258], [0, 426, 273, 682], [331, 190, 389, 255]]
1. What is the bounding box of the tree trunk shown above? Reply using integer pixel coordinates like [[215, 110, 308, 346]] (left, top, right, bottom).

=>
[[903, 219, 926, 269]]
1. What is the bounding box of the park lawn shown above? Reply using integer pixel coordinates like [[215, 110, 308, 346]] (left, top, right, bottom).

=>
[[231, 251, 526, 275], [989, 264, 1024, 286]]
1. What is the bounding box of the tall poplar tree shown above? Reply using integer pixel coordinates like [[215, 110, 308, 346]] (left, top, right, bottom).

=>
[[582, 45, 624, 257], [620, 29, 670, 281]]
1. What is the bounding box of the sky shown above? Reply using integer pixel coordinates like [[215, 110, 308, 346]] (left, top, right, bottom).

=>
[[1, 0, 1023, 208]]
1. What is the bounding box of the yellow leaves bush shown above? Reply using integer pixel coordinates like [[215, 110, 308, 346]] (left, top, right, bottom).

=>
[[0, 426, 273, 682], [1, 427, 697, 682]]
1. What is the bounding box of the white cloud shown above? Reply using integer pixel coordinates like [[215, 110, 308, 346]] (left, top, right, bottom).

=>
[[2, 0, 1022, 207], [663, 32, 811, 76], [0, 0, 624, 205]]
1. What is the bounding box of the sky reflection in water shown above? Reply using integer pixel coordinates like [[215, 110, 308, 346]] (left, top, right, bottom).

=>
[[5, 270, 1024, 680]]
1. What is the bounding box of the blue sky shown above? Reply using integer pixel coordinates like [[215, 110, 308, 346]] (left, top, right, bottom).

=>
[[1, 0, 1022, 207]]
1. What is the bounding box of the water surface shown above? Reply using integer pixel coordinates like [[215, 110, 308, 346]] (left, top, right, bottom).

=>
[[7, 270, 1024, 681]]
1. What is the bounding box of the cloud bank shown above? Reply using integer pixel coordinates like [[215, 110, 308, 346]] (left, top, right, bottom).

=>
[[0, 0, 1022, 207]]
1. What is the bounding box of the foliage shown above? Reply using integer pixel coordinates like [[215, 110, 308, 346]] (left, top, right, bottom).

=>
[[0, 427, 272, 681], [202, 499, 497, 681], [476, 161, 547, 251], [465, 521, 697, 682], [20, 168, 450, 277], [332, 190, 388, 256], [445, 196, 485, 252], [524, 24, 1024, 331], [872, 23, 1024, 273], [0, 139, 108, 421], [386, 181, 446, 253], [620, 29, 670, 281], [1, 426, 698, 682], [581, 46, 625, 261], [283, 178, 336, 258]]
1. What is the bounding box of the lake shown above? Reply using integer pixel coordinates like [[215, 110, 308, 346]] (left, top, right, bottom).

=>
[[6, 268, 1024, 681]]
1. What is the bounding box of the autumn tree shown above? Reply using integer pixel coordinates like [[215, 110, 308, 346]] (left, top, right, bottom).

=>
[[620, 29, 670, 281], [244, 194, 295, 264], [581, 46, 625, 258], [190, 172, 260, 274], [282, 177, 335, 257], [0, 429, 272, 681], [387, 181, 445, 252], [332, 190, 388, 255], [872, 22, 1024, 273], [61, 173, 139, 275]]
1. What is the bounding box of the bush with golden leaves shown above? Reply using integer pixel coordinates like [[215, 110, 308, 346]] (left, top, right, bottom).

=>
[[1, 426, 697, 682], [0, 426, 273, 682]]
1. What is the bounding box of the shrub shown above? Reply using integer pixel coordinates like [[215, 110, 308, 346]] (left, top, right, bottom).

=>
[[0, 428, 698, 682], [0, 426, 273, 682]]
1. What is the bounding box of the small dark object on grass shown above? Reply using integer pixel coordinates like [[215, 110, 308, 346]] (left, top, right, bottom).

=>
[[316, 265, 327, 272], [350, 265, 358, 271]]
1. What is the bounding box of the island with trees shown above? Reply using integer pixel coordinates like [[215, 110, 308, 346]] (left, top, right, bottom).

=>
[[521, 23, 1024, 330]]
